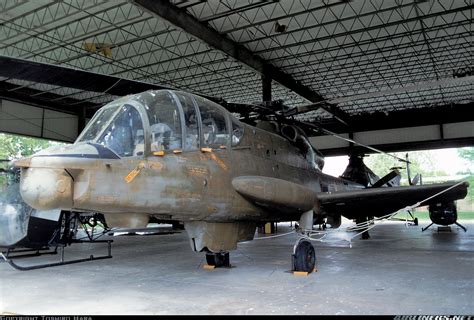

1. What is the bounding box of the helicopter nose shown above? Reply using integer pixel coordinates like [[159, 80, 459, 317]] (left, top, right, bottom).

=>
[[20, 167, 73, 210]]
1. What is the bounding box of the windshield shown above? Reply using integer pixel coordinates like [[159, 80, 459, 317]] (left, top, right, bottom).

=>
[[76, 103, 144, 157], [76, 103, 120, 143]]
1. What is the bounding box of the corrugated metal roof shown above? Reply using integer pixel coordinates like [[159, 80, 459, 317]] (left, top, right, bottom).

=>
[[0, 0, 472, 124]]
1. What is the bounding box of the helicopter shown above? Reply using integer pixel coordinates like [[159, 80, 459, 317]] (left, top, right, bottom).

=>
[[1, 87, 469, 273]]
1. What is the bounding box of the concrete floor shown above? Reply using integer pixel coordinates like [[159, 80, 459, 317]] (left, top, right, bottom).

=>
[[1, 219, 473, 315]]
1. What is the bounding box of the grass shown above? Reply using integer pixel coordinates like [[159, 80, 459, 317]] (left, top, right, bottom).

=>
[[395, 175, 474, 221], [393, 211, 474, 220]]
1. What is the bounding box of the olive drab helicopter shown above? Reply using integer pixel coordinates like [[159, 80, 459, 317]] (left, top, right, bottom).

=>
[[0, 59, 469, 273]]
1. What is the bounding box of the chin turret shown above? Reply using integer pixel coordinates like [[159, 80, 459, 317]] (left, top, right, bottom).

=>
[[20, 167, 73, 210]]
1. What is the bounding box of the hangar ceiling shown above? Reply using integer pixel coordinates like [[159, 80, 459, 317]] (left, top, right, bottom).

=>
[[0, 0, 472, 154]]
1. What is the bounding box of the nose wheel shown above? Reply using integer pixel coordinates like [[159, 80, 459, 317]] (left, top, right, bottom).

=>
[[292, 239, 316, 273]]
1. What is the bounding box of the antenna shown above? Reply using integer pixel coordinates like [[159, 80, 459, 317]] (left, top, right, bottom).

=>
[[405, 153, 421, 185]]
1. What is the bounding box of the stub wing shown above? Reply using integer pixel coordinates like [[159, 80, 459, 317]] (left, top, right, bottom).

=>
[[232, 176, 317, 214], [232, 176, 469, 220], [318, 181, 469, 219]]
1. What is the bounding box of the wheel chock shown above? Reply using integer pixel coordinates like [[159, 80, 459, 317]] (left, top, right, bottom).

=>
[[203, 264, 216, 270], [293, 271, 309, 276], [293, 268, 317, 276]]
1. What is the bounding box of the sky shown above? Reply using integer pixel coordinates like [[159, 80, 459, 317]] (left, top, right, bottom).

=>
[[322, 147, 473, 177]]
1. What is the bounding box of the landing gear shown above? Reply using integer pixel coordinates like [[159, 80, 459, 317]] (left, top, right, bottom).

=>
[[205, 251, 230, 268], [292, 239, 316, 273]]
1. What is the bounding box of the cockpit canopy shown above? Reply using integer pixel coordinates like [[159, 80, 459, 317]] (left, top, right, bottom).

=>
[[76, 90, 244, 157]]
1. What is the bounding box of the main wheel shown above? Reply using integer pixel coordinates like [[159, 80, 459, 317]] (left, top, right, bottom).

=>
[[293, 240, 316, 272], [414, 218, 419, 226]]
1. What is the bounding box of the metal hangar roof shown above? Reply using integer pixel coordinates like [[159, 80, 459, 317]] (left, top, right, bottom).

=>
[[0, 0, 472, 153]]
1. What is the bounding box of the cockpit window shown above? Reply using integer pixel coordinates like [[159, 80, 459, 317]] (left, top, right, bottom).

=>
[[175, 92, 199, 151], [231, 118, 244, 146], [194, 96, 230, 148], [96, 104, 144, 157], [140, 91, 183, 152]]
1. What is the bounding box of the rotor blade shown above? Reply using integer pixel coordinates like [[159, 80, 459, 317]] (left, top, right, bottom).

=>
[[282, 101, 350, 127], [283, 102, 323, 116], [300, 121, 410, 164]]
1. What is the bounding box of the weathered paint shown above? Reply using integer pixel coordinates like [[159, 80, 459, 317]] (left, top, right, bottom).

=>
[[14, 89, 469, 252]]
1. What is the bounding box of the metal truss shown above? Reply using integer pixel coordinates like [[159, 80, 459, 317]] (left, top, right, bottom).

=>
[[0, 0, 470, 132]]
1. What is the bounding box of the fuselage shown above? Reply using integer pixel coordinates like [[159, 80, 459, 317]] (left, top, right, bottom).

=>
[[16, 90, 363, 226]]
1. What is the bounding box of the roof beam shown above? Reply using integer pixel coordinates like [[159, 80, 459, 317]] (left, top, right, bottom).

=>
[[0, 81, 99, 116], [133, 0, 351, 125], [0, 55, 171, 97]]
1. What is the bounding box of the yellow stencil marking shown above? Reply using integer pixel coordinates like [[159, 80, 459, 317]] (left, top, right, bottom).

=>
[[210, 153, 228, 171], [187, 166, 208, 176], [201, 147, 213, 153], [124, 162, 145, 183], [150, 162, 164, 171], [97, 195, 118, 204]]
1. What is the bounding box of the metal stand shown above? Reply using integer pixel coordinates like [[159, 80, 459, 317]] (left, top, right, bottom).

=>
[[0, 247, 57, 260], [390, 210, 418, 226], [422, 222, 434, 232], [455, 222, 467, 232], [1, 240, 113, 271], [422, 222, 467, 232]]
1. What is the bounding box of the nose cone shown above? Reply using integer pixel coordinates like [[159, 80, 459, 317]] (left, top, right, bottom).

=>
[[20, 167, 73, 210]]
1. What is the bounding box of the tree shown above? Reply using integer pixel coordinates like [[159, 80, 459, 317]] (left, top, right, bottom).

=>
[[0, 133, 63, 160], [456, 147, 474, 203], [457, 147, 474, 173], [364, 150, 448, 185], [0, 133, 66, 186]]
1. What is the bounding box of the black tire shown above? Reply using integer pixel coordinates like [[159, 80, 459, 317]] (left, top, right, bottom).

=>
[[205, 252, 229, 267], [206, 253, 217, 266], [293, 240, 316, 272], [414, 218, 419, 226]]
